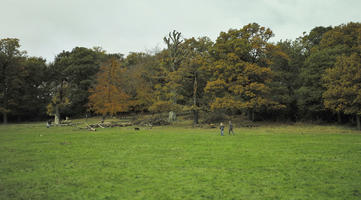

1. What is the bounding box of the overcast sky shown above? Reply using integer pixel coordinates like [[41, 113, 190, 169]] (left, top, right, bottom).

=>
[[1, 0, 360, 62]]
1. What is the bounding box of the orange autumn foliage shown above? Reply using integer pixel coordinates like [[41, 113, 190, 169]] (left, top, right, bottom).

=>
[[88, 58, 130, 116]]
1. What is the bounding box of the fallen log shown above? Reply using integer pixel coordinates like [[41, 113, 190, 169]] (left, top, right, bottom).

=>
[[87, 125, 96, 131]]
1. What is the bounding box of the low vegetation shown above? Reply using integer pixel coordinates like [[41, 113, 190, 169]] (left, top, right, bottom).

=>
[[1, 120, 360, 199]]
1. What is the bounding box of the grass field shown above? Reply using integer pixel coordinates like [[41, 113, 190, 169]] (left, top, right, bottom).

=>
[[1, 121, 361, 199]]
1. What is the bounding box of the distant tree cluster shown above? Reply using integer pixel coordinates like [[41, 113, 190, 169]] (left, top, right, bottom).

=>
[[1, 22, 360, 130]]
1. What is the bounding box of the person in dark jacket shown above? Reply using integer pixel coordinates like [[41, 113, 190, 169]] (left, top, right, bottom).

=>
[[220, 122, 225, 136], [46, 120, 52, 128]]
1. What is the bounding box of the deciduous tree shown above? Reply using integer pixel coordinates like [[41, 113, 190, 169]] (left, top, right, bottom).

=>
[[162, 30, 186, 121], [205, 23, 283, 120], [297, 23, 361, 120], [268, 40, 303, 121], [122, 52, 156, 112], [52, 47, 108, 117], [88, 58, 130, 118], [323, 54, 361, 130], [17, 57, 49, 120], [178, 37, 213, 124], [0, 38, 25, 124]]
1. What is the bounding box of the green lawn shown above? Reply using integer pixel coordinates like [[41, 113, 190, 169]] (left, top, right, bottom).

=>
[[0, 122, 361, 199]]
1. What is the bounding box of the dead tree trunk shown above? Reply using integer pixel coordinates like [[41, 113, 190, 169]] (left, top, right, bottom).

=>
[[168, 111, 176, 122], [54, 104, 60, 125], [164, 30, 184, 123]]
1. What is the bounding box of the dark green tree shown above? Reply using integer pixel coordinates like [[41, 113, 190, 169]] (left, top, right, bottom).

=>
[[297, 22, 361, 121], [268, 40, 304, 121], [50, 47, 108, 118], [296, 48, 338, 119], [0, 38, 26, 124], [15, 57, 49, 121], [178, 37, 213, 124]]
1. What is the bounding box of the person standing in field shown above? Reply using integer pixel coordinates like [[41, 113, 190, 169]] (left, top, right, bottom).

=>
[[220, 122, 225, 136], [229, 120, 234, 135], [46, 120, 51, 128]]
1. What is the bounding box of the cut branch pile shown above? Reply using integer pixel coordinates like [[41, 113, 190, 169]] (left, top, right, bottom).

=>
[[88, 121, 132, 129], [66, 121, 133, 132], [132, 116, 169, 126]]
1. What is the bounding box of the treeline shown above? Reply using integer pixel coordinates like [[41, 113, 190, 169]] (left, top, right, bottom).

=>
[[1, 22, 360, 129]]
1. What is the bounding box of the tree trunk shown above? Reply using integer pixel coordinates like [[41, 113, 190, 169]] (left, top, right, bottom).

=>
[[2, 64, 8, 124], [193, 72, 198, 125], [3, 112, 7, 124], [357, 115, 361, 131], [193, 110, 199, 125], [248, 110, 255, 121], [2, 84, 8, 124], [54, 104, 60, 125], [337, 112, 342, 124]]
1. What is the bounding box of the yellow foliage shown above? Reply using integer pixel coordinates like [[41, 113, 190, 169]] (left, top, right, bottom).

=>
[[210, 97, 239, 110], [204, 79, 227, 93], [323, 53, 361, 115], [148, 101, 179, 113]]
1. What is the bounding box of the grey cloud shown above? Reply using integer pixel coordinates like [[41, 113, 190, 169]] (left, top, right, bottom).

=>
[[1, 0, 360, 62]]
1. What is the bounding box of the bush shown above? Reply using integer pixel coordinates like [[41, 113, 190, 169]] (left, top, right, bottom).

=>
[[202, 112, 228, 124], [132, 114, 170, 126]]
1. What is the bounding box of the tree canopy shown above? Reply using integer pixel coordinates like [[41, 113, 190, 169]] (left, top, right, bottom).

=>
[[88, 58, 130, 117], [1, 21, 361, 129]]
